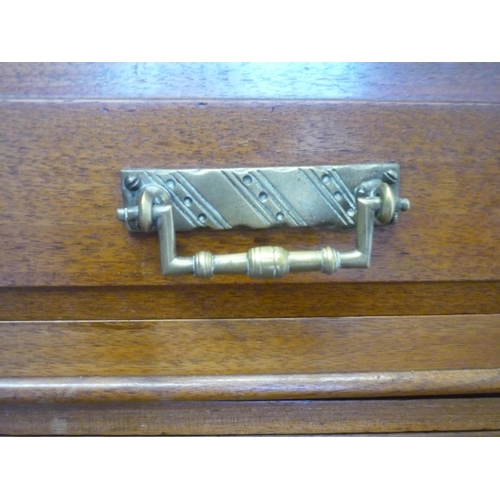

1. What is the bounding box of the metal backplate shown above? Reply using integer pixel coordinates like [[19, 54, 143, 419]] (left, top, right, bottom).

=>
[[120, 163, 400, 232]]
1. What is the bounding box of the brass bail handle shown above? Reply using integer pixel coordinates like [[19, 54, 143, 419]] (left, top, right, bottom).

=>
[[117, 182, 409, 279]]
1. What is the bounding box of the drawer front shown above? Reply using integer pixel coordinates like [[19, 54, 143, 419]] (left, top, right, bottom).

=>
[[2, 100, 500, 287]]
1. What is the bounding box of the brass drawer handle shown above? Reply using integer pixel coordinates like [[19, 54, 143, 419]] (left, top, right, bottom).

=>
[[116, 164, 409, 279]]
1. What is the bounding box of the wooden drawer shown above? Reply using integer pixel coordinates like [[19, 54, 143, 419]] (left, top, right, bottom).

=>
[[1, 63, 500, 435]]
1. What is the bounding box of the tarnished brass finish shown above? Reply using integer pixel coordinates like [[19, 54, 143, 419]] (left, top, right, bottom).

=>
[[116, 164, 410, 279]]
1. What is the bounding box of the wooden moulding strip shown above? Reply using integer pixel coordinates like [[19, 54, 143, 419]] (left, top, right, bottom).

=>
[[1, 369, 500, 404], [2, 63, 500, 102], [3, 399, 500, 435]]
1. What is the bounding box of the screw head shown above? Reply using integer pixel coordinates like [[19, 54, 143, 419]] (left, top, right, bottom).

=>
[[382, 170, 398, 185], [124, 175, 141, 191]]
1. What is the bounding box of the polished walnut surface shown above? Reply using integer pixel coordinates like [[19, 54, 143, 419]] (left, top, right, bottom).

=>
[[2, 100, 500, 286], [1, 63, 499, 435]]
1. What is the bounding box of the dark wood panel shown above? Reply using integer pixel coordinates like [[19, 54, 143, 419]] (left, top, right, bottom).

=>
[[1, 317, 499, 376], [2, 282, 500, 320], [2, 63, 500, 101], [2, 101, 500, 286], [1, 370, 499, 402], [2, 398, 500, 435]]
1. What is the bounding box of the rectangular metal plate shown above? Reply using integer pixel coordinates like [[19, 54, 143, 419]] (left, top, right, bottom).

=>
[[120, 163, 400, 232]]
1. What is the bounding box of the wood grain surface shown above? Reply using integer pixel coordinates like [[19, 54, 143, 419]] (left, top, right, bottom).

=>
[[2, 397, 499, 435], [1, 370, 499, 403], [2, 282, 500, 320], [1, 316, 499, 376], [2, 100, 500, 287], [2, 63, 499, 101], [2, 63, 499, 435]]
